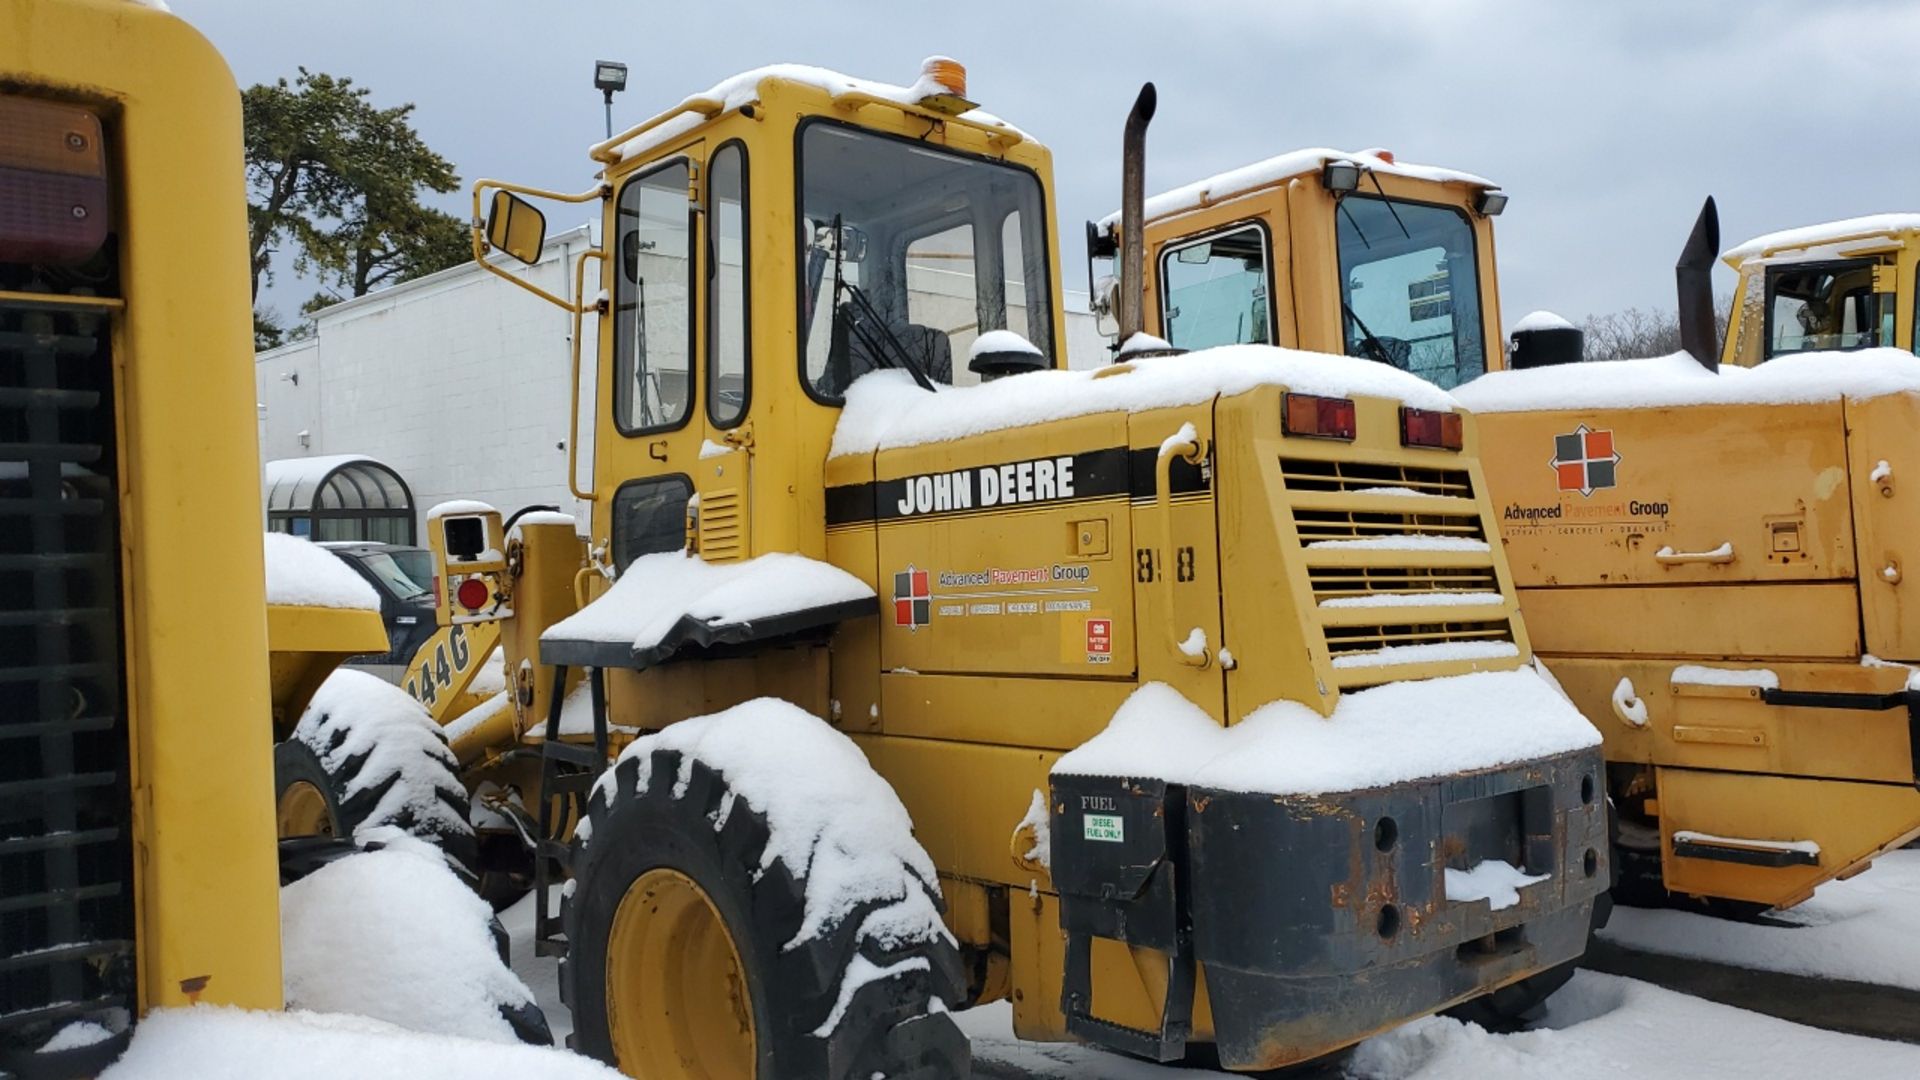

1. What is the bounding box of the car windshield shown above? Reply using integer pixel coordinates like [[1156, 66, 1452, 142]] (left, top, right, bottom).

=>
[[797, 122, 1053, 399], [359, 551, 430, 600], [1334, 194, 1486, 389]]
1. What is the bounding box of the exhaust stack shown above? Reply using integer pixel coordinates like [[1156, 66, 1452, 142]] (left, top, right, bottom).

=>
[[1118, 82, 1157, 345], [1676, 196, 1720, 371]]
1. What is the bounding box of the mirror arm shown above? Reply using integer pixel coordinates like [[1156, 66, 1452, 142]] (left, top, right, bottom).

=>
[[469, 179, 610, 313]]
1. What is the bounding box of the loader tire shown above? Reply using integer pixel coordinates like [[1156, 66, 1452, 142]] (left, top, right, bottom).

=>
[[276, 670, 477, 879], [563, 748, 970, 1080]]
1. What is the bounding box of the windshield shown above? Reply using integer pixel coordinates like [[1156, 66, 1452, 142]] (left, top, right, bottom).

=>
[[1765, 260, 1886, 358], [359, 550, 430, 601], [1334, 194, 1486, 389], [797, 122, 1053, 399]]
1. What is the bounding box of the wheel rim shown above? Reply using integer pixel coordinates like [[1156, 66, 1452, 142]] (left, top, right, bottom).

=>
[[277, 779, 336, 839], [606, 867, 756, 1079]]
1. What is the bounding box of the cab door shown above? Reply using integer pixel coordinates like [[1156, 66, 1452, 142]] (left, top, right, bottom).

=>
[[692, 141, 753, 562]]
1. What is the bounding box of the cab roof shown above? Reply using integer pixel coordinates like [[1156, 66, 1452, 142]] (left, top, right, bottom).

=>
[[1722, 213, 1920, 266], [1105, 147, 1496, 230]]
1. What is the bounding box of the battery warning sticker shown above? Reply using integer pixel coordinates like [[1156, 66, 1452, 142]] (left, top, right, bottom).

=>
[[1083, 813, 1125, 842], [1085, 618, 1112, 663]]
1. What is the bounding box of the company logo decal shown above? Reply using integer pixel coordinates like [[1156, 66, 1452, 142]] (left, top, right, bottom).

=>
[[892, 566, 931, 629], [1550, 425, 1620, 497]]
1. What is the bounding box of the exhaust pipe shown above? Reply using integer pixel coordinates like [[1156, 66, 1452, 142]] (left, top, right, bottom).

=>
[[1676, 196, 1720, 371], [1118, 82, 1157, 345]]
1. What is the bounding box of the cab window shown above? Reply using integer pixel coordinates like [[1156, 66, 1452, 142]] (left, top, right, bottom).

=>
[[796, 122, 1053, 399], [1765, 260, 1882, 357], [615, 161, 694, 433], [708, 144, 749, 428], [1334, 195, 1485, 389], [1159, 224, 1271, 350]]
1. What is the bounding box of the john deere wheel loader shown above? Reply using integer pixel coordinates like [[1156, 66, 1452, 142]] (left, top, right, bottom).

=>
[[425, 67, 1607, 1077], [1126, 148, 1920, 930], [1, 2, 501, 1073]]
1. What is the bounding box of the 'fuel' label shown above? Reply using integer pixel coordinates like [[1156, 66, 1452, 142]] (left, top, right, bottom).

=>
[[1083, 814, 1124, 842]]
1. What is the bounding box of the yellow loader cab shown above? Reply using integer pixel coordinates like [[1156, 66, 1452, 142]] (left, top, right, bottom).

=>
[[457, 71, 1605, 1076], [2, 0, 295, 1071], [1455, 209, 1920, 913]]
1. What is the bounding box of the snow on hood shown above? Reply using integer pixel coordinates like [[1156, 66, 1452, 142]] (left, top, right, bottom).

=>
[[264, 532, 380, 611], [1454, 349, 1920, 414], [1723, 213, 1920, 263], [1100, 147, 1493, 230], [542, 550, 874, 649], [602, 62, 1028, 162], [1052, 669, 1599, 796], [830, 345, 1459, 458]]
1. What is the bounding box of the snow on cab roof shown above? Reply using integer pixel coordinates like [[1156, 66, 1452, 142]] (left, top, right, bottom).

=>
[[1100, 148, 1494, 230], [830, 344, 1459, 458], [1454, 349, 1920, 414], [1722, 213, 1920, 264], [599, 62, 1029, 163]]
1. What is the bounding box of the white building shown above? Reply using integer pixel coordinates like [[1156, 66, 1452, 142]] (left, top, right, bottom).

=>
[[255, 225, 1108, 541]]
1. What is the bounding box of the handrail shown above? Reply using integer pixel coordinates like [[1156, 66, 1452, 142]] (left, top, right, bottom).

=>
[[467, 179, 607, 313], [1155, 430, 1209, 667], [589, 96, 725, 164], [568, 249, 606, 502]]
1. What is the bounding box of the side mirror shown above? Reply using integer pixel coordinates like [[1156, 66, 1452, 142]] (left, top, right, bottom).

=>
[[486, 190, 547, 265]]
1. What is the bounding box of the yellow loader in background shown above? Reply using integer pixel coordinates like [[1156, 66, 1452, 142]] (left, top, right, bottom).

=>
[[409, 67, 1607, 1077], [1126, 148, 1920, 918]]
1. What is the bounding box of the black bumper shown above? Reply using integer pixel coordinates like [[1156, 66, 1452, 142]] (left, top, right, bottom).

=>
[[1049, 746, 1608, 1070]]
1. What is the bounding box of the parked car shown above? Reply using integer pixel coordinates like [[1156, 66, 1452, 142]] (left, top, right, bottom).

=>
[[319, 542, 437, 678]]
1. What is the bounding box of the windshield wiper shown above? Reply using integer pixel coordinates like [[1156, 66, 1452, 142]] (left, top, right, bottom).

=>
[[830, 214, 937, 392], [1365, 170, 1413, 240], [1342, 301, 1397, 366]]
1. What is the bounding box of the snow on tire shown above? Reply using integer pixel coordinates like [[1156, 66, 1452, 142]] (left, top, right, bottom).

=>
[[563, 698, 969, 1079], [278, 669, 476, 877]]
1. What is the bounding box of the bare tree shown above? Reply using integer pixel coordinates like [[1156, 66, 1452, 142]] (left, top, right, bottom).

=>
[[1579, 294, 1733, 361]]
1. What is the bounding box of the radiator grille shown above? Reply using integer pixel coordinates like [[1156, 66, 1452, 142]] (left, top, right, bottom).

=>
[[0, 295, 136, 1059]]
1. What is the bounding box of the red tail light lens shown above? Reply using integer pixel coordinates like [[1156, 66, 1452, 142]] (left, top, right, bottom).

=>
[[1401, 407, 1464, 450], [1283, 393, 1357, 440], [456, 577, 491, 611], [0, 95, 109, 264]]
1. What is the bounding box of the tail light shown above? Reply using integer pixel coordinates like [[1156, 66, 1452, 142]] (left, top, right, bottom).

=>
[[1401, 407, 1464, 451], [0, 95, 110, 264], [1283, 393, 1357, 441]]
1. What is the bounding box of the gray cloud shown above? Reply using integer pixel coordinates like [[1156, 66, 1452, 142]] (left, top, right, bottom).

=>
[[182, 0, 1920, 334]]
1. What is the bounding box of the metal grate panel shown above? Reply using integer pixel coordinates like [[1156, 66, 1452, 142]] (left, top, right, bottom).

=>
[[0, 295, 136, 1062], [697, 488, 745, 563]]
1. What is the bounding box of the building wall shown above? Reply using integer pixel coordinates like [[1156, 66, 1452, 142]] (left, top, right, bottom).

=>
[[256, 225, 1109, 542]]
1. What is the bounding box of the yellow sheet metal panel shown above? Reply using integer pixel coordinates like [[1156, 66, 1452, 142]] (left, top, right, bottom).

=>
[[1543, 656, 1911, 782], [878, 672, 1129, 750], [1521, 583, 1861, 659], [3, 0, 285, 1011], [1846, 392, 1920, 660], [1476, 402, 1855, 588], [1656, 768, 1920, 908], [852, 733, 1055, 890]]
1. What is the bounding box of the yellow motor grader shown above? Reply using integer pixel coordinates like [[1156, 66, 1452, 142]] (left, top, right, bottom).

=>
[[1127, 147, 1920, 919], [410, 65, 1608, 1077]]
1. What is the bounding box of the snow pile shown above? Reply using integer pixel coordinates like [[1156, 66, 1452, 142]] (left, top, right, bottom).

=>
[[1119, 331, 1175, 358], [832, 346, 1458, 457], [263, 533, 380, 611], [969, 329, 1042, 360], [98, 1006, 620, 1080], [1455, 348, 1920, 413], [1345, 970, 1920, 1080], [586, 698, 948, 951], [1601, 850, 1920, 991], [1672, 830, 1820, 858], [1052, 671, 1598, 796], [294, 670, 471, 847], [1445, 860, 1549, 911], [602, 63, 1028, 163], [1510, 310, 1575, 334], [543, 550, 874, 653], [1611, 677, 1648, 727], [280, 837, 541, 1044], [1101, 147, 1492, 230], [1724, 213, 1920, 262], [1670, 664, 1779, 691]]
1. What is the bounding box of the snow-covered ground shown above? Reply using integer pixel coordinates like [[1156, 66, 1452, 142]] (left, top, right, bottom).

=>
[[1600, 849, 1920, 991]]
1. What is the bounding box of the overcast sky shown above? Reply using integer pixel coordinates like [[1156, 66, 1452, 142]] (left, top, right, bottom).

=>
[[181, 0, 1920, 332]]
